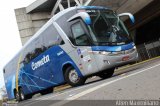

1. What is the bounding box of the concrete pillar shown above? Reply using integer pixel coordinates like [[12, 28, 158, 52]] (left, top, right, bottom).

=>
[[15, 8, 51, 45]]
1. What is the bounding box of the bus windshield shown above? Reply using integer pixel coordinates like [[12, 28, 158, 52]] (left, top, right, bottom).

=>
[[86, 10, 132, 46]]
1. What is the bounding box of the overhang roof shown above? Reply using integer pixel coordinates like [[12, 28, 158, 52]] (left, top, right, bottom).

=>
[[26, 0, 78, 13], [26, 0, 57, 13], [25, 0, 129, 14], [26, 0, 153, 16]]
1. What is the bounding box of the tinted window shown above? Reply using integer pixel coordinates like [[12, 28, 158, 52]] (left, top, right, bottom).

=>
[[43, 25, 64, 48], [23, 25, 64, 64]]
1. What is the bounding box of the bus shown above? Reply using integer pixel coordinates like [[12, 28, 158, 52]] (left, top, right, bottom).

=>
[[3, 6, 138, 101]]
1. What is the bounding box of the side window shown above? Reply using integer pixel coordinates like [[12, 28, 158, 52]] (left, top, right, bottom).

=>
[[22, 25, 65, 64], [43, 25, 65, 48], [34, 46, 47, 56], [24, 52, 32, 64], [23, 47, 47, 64], [71, 22, 90, 46]]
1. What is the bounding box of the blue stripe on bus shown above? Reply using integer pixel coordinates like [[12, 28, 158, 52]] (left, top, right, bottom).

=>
[[20, 71, 42, 90], [19, 83, 45, 89], [19, 77, 33, 93], [5, 75, 16, 99], [79, 6, 109, 10], [21, 71, 58, 85], [91, 42, 134, 52], [6, 45, 83, 99], [16, 45, 82, 95]]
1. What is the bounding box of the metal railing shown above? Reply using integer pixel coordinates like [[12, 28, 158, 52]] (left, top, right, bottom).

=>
[[137, 39, 160, 61]]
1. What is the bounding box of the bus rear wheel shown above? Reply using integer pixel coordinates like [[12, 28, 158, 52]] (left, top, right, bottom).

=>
[[98, 68, 115, 79], [19, 88, 25, 101], [14, 90, 20, 102], [19, 88, 32, 101], [64, 66, 86, 87]]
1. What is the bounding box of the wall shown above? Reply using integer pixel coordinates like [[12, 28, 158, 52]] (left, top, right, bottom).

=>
[[15, 8, 51, 45]]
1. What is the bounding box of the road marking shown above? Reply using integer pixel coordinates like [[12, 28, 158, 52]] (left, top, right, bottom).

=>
[[67, 64, 160, 100], [24, 82, 101, 106], [35, 85, 92, 100], [50, 63, 160, 106], [25, 81, 105, 105]]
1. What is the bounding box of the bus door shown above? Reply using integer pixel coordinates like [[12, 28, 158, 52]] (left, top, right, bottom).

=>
[[70, 19, 98, 75]]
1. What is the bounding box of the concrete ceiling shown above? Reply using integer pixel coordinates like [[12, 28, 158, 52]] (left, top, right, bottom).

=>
[[26, 0, 153, 15], [91, 0, 128, 11], [26, 0, 79, 13], [91, 0, 153, 14]]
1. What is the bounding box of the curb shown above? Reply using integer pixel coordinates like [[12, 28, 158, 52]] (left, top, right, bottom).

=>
[[116, 56, 160, 71]]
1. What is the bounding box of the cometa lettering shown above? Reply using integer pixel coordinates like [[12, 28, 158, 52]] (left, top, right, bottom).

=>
[[32, 55, 50, 70]]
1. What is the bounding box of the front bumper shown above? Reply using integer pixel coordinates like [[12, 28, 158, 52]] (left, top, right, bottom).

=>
[[93, 49, 139, 71]]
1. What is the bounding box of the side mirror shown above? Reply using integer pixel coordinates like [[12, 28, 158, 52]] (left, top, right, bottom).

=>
[[118, 13, 135, 24], [68, 12, 91, 25]]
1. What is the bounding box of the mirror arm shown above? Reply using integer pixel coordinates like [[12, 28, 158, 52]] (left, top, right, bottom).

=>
[[118, 13, 135, 24]]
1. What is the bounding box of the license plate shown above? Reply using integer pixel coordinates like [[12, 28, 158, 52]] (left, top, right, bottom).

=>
[[122, 56, 130, 61]]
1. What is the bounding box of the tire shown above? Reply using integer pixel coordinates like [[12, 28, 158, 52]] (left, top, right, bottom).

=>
[[40, 87, 53, 95], [25, 94, 32, 99], [14, 90, 20, 102], [19, 88, 32, 101], [130, 61, 137, 65], [19, 88, 26, 101], [64, 66, 86, 87], [98, 68, 115, 79]]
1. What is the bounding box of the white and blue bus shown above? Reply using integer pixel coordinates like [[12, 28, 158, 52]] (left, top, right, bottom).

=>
[[3, 6, 138, 101]]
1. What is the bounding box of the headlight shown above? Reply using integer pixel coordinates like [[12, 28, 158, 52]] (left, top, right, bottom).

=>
[[88, 51, 111, 55], [99, 51, 111, 55]]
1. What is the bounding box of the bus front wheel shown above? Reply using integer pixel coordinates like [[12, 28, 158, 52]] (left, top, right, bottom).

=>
[[64, 66, 86, 87], [98, 68, 115, 79]]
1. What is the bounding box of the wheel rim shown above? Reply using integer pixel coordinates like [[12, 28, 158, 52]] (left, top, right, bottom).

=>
[[69, 69, 79, 83], [20, 91, 25, 100], [16, 92, 20, 100]]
